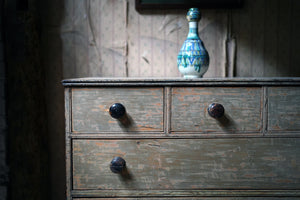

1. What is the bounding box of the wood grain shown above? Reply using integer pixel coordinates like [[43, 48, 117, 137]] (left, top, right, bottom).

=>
[[65, 79, 300, 199], [74, 197, 300, 200], [71, 87, 164, 132], [268, 87, 300, 131], [171, 87, 262, 133], [72, 138, 300, 190]]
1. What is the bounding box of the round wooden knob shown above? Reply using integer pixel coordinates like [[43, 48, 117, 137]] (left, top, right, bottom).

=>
[[109, 103, 126, 119], [110, 157, 126, 174], [208, 103, 225, 118]]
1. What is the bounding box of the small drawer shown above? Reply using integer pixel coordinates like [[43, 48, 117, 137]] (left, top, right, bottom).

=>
[[71, 87, 164, 133], [268, 87, 300, 132], [171, 87, 262, 133], [72, 138, 300, 190]]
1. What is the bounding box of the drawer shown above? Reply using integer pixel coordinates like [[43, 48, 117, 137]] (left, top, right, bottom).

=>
[[171, 87, 262, 133], [72, 138, 300, 190], [73, 198, 298, 200], [71, 87, 164, 133], [268, 87, 300, 131]]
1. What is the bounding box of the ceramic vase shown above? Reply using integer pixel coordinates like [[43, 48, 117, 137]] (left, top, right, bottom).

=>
[[177, 8, 209, 78]]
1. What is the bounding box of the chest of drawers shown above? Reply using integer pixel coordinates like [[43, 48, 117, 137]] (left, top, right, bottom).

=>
[[63, 78, 300, 199]]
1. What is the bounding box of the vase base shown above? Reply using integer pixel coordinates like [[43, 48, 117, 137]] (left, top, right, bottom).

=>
[[183, 75, 203, 79]]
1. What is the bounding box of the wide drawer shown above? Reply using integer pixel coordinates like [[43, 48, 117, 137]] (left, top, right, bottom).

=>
[[171, 87, 262, 133], [268, 87, 300, 132], [73, 198, 300, 200], [72, 138, 300, 190], [71, 87, 164, 133]]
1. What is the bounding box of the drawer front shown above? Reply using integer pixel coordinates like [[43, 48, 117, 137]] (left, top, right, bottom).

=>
[[71, 88, 164, 133], [171, 87, 262, 133], [73, 198, 299, 200], [72, 138, 300, 190], [268, 87, 300, 131]]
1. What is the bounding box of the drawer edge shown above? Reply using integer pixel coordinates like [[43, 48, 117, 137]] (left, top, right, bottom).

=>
[[71, 189, 300, 198]]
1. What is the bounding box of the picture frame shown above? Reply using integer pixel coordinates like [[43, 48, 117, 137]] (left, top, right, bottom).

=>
[[135, 0, 244, 11]]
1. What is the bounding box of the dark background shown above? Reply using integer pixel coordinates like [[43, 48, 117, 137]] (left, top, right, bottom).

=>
[[0, 0, 300, 200]]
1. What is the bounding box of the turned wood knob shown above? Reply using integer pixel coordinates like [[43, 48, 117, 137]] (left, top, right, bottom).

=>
[[109, 103, 126, 119], [110, 157, 126, 174], [207, 103, 225, 118]]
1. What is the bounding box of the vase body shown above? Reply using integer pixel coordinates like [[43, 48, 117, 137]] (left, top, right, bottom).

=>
[[177, 8, 209, 78]]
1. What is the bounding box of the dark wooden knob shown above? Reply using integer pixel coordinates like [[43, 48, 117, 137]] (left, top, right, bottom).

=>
[[110, 157, 126, 174], [208, 103, 225, 118], [109, 103, 126, 119]]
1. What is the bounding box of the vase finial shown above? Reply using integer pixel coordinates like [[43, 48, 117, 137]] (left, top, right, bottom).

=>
[[186, 8, 201, 22]]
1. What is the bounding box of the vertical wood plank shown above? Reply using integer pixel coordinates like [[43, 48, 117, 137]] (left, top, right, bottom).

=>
[[65, 136, 72, 200], [250, 0, 265, 76], [73, 0, 89, 77], [164, 11, 182, 77], [127, 0, 140, 77], [138, 10, 153, 76], [177, 10, 189, 77], [201, 10, 227, 77], [275, 0, 292, 76], [61, 0, 76, 78], [263, 0, 279, 76], [87, 0, 102, 76], [151, 10, 166, 77], [99, 0, 114, 76], [234, 0, 252, 77], [290, 0, 300, 76], [112, 0, 127, 76]]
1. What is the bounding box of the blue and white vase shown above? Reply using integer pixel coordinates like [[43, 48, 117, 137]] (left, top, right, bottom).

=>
[[177, 8, 209, 78]]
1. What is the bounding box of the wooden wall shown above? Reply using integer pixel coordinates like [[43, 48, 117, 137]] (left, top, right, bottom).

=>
[[59, 0, 300, 79]]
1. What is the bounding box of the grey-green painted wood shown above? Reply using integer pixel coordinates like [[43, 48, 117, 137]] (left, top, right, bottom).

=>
[[268, 87, 300, 131], [72, 138, 300, 190], [71, 87, 164, 133], [72, 189, 300, 198], [171, 87, 262, 133], [62, 77, 300, 87], [74, 197, 300, 200], [65, 79, 300, 199]]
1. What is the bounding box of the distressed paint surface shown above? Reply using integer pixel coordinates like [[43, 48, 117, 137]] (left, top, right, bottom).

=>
[[268, 87, 300, 131], [71, 87, 164, 132], [74, 198, 300, 200], [72, 189, 300, 198], [72, 138, 300, 190], [65, 79, 300, 198], [171, 87, 262, 133]]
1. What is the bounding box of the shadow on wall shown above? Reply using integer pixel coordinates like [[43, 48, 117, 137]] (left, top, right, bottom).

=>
[[38, 0, 66, 199], [4, 0, 66, 199], [232, 0, 300, 77]]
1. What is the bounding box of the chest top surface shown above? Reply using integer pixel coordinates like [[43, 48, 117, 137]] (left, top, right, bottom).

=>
[[62, 77, 300, 86]]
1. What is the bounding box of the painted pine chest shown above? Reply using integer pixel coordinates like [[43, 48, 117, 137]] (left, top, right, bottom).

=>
[[63, 78, 300, 199]]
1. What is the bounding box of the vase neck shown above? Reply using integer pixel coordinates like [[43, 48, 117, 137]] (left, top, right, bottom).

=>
[[187, 22, 200, 39]]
